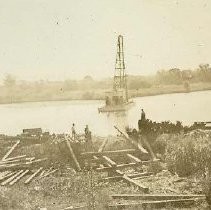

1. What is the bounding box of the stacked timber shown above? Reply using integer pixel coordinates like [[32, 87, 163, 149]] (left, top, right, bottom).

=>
[[0, 140, 58, 186]]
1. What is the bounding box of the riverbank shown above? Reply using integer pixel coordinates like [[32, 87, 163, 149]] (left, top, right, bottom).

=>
[[0, 82, 211, 105]]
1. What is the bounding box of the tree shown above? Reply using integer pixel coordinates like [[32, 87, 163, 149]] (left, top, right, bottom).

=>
[[197, 64, 211, 82]]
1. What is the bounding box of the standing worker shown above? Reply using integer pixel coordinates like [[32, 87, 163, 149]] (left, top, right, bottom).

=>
[[141, 109, 146, 121], [71, 123, 76, 140], [85, 125, 92, 142], [84, 125, 93, 151], [138, 109, 146, 132]]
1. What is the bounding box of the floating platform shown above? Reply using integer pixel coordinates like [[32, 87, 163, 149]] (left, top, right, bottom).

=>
[[98, 101, 134, 113]]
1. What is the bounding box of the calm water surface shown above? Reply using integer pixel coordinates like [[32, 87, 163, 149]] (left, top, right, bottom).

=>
[[0, 90, 211, 136]]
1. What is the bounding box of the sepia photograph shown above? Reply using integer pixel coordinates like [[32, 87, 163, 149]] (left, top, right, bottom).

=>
[[0, 0, 211, 209]]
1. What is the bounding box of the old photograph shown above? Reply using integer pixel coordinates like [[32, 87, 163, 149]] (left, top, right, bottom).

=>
[[0, 0, 211, 209]]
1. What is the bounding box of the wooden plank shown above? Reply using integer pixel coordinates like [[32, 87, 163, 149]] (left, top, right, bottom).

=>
[[63, 205, 87, 210], [0, 163, 25, 170], [108, 198, 204, 209], [24, 167, 43, 184], [0, 158, 46, 170], [39, 169, 58, 179], [81, 149, 138, 158], [1, 155, 26, 162], [127, 154, 142, 163], [132, 176, 152, 180], [101, 176, 123, 181], [92, 156, 104, 168], [101, 172, 153, 181], [1, 170, 24, 186], [2, 140, 20, 160], [9, 170, 29, 185], [0, 171, 10, 179], [25, 157, 36, 161], [0, 171, 16, 181], [122, 174, 149, 193], [39, 169, 46, 177], [127, 172, 153, 178], [116, 170, 149, 193], [25, 158, 47, 165], [102, 156, 117, 166], [65, 138, 81, 171], [96, 161, 156, 171], [111, 194, 206, 200], [0, 159, 23, 165], [43, 166, 53, 175], [114, 126, 148, 154], [98, 138, 108, 152]]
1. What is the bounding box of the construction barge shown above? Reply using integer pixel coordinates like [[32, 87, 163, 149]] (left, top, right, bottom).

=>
[[99, 35, 134, 113]]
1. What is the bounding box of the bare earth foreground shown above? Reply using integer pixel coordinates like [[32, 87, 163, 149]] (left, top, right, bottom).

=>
[[0, 129, 210, 210]]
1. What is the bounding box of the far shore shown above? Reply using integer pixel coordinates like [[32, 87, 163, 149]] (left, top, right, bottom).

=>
[[0, 82, 211, 105]]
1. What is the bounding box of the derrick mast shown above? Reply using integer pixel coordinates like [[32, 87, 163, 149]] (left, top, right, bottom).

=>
[[113, 35, 128, 101]]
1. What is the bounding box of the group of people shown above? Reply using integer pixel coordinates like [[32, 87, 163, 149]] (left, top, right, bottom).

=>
[[71, 123, 92, 142]]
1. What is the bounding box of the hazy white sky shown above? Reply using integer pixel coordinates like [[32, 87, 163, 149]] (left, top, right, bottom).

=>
[[0, 0, 210, 81]]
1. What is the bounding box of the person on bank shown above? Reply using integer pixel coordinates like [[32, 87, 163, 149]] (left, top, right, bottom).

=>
[[85, 125, 92, 142], [138, 109, 146, 132], [141, 109, 146, 121], [71, 123, 76, 140]]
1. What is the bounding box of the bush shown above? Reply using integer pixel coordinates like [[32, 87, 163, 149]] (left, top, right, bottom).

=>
[[165, 131, 211, 177]]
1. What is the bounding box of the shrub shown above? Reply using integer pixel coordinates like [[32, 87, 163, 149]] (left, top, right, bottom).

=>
[[165, 131, 211, 177]]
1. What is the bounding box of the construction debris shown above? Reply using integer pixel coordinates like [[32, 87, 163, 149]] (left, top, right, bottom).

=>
[[0, 126, 209, 209]]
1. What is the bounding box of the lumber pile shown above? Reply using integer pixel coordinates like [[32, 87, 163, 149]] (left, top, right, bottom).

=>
[[0, 140, 58, 186], [0, 166, 58, 186]]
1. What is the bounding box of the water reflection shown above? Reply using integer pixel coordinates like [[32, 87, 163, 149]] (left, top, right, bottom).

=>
[[106, 111, 128, 133]]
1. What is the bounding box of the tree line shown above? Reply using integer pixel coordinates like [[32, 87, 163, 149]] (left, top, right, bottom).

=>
[[0, 64, 211, 103]]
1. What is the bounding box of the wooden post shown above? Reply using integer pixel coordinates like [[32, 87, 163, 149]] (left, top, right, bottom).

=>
[[65, 138, 81, 171]]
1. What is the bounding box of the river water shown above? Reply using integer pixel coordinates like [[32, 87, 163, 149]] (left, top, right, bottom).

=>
[[0, 90, 210, 136]]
